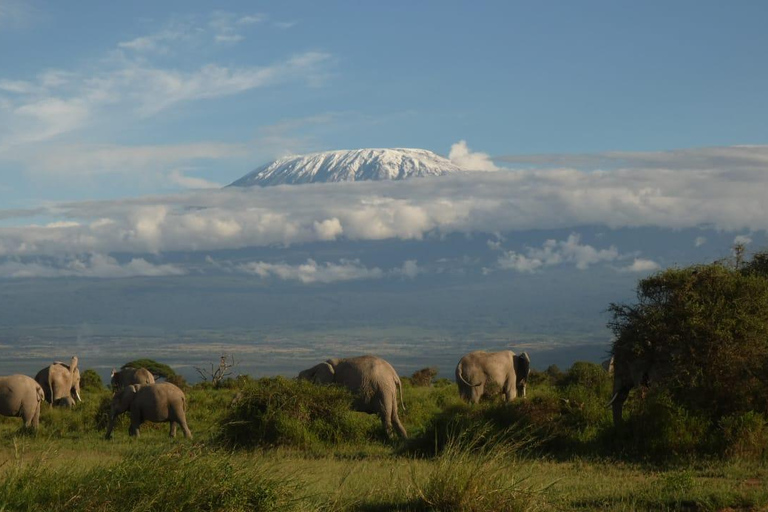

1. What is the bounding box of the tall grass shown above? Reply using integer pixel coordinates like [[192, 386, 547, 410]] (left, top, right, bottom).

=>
[[0, 446, 310, 512], [408, 428, 546, 512]]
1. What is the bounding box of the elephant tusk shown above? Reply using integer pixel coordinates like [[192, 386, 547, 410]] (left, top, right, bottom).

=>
[[606, 392, 619, 408], [76, 391, 82, 402]]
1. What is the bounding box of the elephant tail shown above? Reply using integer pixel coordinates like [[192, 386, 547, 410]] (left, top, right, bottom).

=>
[[396, 376, 405, 412], [36, 384, 44, 404], [47, 366, 54, 406], [456, 364, 481, 388]]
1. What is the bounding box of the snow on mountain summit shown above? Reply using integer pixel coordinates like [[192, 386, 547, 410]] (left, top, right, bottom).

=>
[[228, 148, 464, 187]]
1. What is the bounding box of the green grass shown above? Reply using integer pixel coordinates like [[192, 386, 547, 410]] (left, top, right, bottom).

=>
[[0, 376, 767, 511]]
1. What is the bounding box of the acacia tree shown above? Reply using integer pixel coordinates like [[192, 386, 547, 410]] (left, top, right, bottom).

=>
[[608, 251, 768, 420]]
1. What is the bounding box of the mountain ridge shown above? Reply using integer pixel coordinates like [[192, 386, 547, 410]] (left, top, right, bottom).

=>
[[228, 148, 463, 187]]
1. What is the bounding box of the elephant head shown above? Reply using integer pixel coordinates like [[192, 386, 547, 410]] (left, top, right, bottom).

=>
[[515, 352, 531, 398], [68, 356, 82, 402], [105, 384, 140, 439], [298, 361, 335, 383]]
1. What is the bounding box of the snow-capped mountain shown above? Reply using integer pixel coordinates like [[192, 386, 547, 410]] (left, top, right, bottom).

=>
[[228, 148, 463, 187]]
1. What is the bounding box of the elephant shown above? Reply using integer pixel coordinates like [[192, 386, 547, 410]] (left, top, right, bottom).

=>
[[455, 350, 531, 404], [35, 356, 81, 407], [0, 374, 44, 429], [606, 347, 657, 425], [111, 367, 155, 390], [298, 355, 407, 438], [105, 382, 192, 440]]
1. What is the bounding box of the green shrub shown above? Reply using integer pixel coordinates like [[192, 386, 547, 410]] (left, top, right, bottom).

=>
[[122, 359, 176, 379], [411, 367, 438, 387], [165, 373, 188, 390], [620, 389, 711, 462], [408, 429, 542, 512], [216, 377, 379, 449], [718, 411, 768, 460], [80, 369, 104, 391]]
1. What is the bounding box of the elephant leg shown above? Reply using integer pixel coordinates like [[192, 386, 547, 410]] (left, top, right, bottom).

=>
[[170, 421, 177, 438], [378, 399, 394, 438], [173, 406, 193, 439], [129, 408, 142, 437], [470, 384, 484, 404], [612, 388, 631, 426], [391, 407, 407, 439], [504, 381, 518, 402], [105, 416, 116, 439], [31, 402, 40, 430]]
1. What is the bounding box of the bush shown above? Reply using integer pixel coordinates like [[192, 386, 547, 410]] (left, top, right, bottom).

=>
[[165, 374, 188, 390], [411, 367, 438, 387], [408, 429, 542, 512], [122, 359, 176, 379], [718, 411, 768, 460], [79, 369, 104, 391], [216, 377, 379, 449], [609, 255, 768, 428], [620, 389, 711, 462]]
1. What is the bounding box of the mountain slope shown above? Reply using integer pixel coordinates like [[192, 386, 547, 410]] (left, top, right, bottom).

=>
[[229, 148, 463, 187]]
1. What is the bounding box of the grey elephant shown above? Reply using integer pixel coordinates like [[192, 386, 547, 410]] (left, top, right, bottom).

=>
[[606, 347, 658, 425], [0, 375, 44, 429], [105, 382, 192, 440], [111, 367, 155, 390], [298, 355, 407, 438], [35, 356, 81, 407], [455, 350, 531, 404]]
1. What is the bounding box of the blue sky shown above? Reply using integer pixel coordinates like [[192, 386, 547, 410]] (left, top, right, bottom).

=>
[[2, 0, 768, 207]]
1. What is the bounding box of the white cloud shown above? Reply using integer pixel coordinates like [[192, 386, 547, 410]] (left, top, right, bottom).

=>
[[168, 170, 222, 189], [399, 260, 420, 279], [2, 146, 768, 258], [19, 142, 248, 178], [734, 234, 752, 245], [622, 258, 660, 273], [448, 140, 498, 171], [695, 236, 707, 247], [0, 10, 332, 151], [238, 258, 384, 284], [496, 234, 620, 272], [0, 253, 185, 279]]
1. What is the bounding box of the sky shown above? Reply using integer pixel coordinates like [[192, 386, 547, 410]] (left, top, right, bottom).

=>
[[2, 1, 768, 376], [2, 0, 768, 207]]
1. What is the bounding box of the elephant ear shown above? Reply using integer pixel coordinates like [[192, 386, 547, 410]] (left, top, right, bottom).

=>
[[69, 356, 79, 375], [515, 352, 531, 384], [314, 362, 335, 383]]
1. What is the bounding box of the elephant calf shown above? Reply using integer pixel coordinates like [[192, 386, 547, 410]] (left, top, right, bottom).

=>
[[105, 382, 192, 440], [455, 350, 531, 404], [0, 374, 44, 429], [299, 355, 407, 438]]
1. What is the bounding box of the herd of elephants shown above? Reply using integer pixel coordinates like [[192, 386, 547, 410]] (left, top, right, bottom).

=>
[[0, 349, 629, 440]]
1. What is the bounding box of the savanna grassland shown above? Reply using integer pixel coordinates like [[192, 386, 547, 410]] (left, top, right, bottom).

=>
[[1, 369, 766, 512]]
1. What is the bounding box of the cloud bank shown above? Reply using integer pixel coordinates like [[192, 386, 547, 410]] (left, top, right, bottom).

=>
[[1, 146, 767, 261]]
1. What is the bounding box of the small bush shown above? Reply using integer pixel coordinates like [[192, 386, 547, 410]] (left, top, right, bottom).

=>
[[122, 359, 176, 379], [411, 367, 438, 387], [620, 389, 711, 462], [80, 369, 104, 391], [718, 411, 768, 460], [409, 429, 542, 512], [165, 373, 188, 390], [216, 377, 379, 449]]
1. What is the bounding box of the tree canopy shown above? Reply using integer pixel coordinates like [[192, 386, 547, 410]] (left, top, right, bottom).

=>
[[608, 250, 768, 419]]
